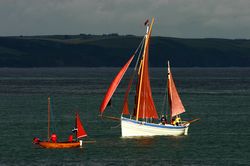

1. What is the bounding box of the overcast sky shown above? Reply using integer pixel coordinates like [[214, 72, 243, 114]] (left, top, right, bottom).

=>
[[1, 0, 250, 38]]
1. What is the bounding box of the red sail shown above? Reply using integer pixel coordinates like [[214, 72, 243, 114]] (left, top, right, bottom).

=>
[[76, 112, 87, 139], [99, 55, 135, 114], [135, 18, 158, 120], [122, 73, 135, 115], [168, 62, 185, 117]]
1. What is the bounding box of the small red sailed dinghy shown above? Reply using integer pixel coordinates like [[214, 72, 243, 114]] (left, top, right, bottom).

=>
[[33, 97, 88, 149]]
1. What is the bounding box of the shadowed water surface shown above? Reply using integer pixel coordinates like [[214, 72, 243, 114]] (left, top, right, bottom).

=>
[[0, 67, 249, 165]]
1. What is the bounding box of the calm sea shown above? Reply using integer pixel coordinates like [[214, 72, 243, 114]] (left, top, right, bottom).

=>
[[0, 67, 249, 165]]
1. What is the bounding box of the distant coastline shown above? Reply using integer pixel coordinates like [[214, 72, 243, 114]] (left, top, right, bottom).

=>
[[0, 34, 250, 67]]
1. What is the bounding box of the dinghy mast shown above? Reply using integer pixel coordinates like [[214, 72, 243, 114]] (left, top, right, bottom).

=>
[[47, 96, 50, 141]]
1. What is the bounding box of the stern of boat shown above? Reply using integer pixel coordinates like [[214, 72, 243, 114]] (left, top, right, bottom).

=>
[[79, 140, 83, 147], [183, 122, 190, 135]]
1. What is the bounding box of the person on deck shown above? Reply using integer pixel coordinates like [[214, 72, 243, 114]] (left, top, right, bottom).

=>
[[72, 128, 78, 133], [32, 137, 40, 144], [173, 117, 181, 126], [160, 115, 166, 125], [68, 134, 74, 142], [50, 133, 57, 143]]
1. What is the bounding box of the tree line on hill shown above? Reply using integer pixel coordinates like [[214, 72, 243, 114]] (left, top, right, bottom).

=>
[[0, 34, 250, 67]]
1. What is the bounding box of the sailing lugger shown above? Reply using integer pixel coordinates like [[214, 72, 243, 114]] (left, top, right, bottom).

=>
[[100, 18, 199, 137]]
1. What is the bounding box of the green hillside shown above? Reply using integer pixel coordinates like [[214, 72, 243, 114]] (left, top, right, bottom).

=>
[[0, 34, 250, 67]]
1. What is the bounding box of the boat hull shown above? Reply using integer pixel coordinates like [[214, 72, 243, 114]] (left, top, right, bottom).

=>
[[38, 140, 82, 149], [121, 117, 189, 137]]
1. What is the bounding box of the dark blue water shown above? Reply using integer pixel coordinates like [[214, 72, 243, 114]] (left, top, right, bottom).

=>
[[0, 68, 249, 165]]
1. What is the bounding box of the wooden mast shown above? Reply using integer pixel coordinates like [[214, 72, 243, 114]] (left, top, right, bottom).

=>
[[136, 58, 145, 121], [135, 18, 154, 121], [47, 96, 50, 141]]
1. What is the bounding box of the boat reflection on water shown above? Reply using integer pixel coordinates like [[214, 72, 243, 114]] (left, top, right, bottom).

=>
[[134, 137, 155, 147]]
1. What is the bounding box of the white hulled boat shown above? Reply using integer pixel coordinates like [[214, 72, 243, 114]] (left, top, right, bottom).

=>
[[99, 18, 198, 137]]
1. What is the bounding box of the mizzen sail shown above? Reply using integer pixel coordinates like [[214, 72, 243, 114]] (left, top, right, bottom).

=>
[[99, 55, 135, 114], [168, 62, 185, 117], [76, 112, 87, 139]]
